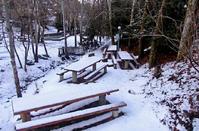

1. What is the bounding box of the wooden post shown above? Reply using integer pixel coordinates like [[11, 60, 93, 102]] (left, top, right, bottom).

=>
[[99, 95, 106, 105], [112, 110, 119, 118], [92, 63, 96, 71], [20, 112, 31, 122], [124, 61, 129, 69], [104, 66, 107, 73], [72, 71, 77, 83], [114, 64, 117, 69], [60, 74, 64, 82]]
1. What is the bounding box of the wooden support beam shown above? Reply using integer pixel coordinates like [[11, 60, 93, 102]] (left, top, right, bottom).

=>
[[124, 61, 129, 69], [92, 63, 96, 71], [72, 71, 77, 83], [99, 95, 106, 105], [112, 110, 119, 118], [20, 112, 31, 122]]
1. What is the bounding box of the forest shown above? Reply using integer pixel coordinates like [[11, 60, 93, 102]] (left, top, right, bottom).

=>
[[0, 0, 199, 131]]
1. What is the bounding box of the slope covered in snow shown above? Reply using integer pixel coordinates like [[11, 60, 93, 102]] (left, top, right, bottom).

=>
[[0, 34, 198, 131]]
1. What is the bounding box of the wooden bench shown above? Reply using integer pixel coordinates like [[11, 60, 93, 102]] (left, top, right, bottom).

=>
[[64, 57, 102, 83], [12, 88, 119, 121], [12, 88, 124, 130], [67, 70, 92, 83], [56, 70, 69, 82], [84, 64, 107, 80], [16, 102, 127, 131]]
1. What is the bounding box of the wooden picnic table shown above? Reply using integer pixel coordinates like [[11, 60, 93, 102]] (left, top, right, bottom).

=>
[[12, 88, 119, 122], [107, 45, 117, 52], [106, 45, 117, 58], [118, 51, 133, 69], [64, 56, 101, 83]]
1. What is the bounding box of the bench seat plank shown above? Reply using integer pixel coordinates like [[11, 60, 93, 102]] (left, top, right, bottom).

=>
[[16, 102, 127, 131], [12, 88, 119, 115], [84, 64, 107, 80], [56, 70, 69, 76]]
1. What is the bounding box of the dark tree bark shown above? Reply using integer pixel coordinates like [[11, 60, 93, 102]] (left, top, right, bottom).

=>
[[3, 0, 22, 97], [138, 0, 148, 58], [177, 0, 198, 60], [149, 0, 167, 68], [107, 0, 114, 45]]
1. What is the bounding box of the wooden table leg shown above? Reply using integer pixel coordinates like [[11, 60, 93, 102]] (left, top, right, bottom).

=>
[[99, 95, 106, 105], [124, 61, 129, 69], [72, 71, 77, 83], [112, 109, 119, 118], [20, 112, 31, 122], [92, 63, 96, 71], [60, 74, 64, 82]]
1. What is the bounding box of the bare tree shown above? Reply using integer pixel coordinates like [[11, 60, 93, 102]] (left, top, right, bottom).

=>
[[107, 0, 114, 44], [3, 0, 22, 97], [80, 0, 84, 46], [149, 0, 167, 68], [129, 0, 137, 26], [177, 0, 198, 60]]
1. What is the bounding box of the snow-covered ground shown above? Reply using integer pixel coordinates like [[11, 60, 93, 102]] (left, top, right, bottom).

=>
[[0, 28, 198, 131]]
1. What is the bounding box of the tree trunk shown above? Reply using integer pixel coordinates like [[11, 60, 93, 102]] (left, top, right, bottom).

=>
[[74, 17, 77, 47], [14, 45, 23, 68], [149, 0, 167, 68], [107, 0, 114, 45], [34, 0, 39, 63], [3, 0, 22, 97], [24, 33, 30, 72], [41, 26, 49, 57], [80, 0, 84, 46], [138, 0, 148, 58], [61, 0, 69, 58], [129, 0, 137, 26], [177, 0, 198, 60]]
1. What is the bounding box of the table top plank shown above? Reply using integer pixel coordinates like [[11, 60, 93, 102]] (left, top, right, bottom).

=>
[[12, 88, 119, 115], [118, 51, 133, 60], [65, 56, 101, 72], [107, 45, 117, 52]]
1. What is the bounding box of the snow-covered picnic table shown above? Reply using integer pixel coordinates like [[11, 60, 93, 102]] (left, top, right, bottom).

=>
[[106, 45, 117, 58], [12, 88, 119, 122], [64, 56, 102, 83], [118, 51, 133, 69], [107, 45, 117, 52]]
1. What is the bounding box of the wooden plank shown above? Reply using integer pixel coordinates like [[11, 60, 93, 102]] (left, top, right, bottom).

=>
[[118, 51, 133, 60], [56, 70, 69, 76], [107, 45, 117, 52], [129, 62, 135, 69], [84, 64, 107, 80], [13, 89, 119, 115], [65, 57, 101, 72], [56, 70, 69, 82], [16, 102, 127, 131]]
